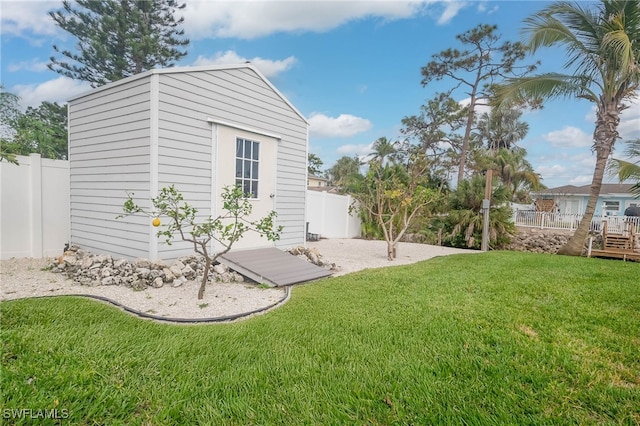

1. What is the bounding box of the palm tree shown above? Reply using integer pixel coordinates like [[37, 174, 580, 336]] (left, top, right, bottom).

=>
[[475, 107, 530, 151], [610, 138, 640, 197], [495, 0, 640, 256], [369, 137, 397, 165], [492, 147, 543, 202], [446, 175, 515, 249]]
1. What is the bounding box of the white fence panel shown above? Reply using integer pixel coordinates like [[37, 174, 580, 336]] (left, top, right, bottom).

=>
[[1, 154, 70, 259], [306, 190, 361, 239]]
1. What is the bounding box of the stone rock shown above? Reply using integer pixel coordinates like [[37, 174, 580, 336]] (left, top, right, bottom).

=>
[[134, 258, 151, 268], [172, 276, 187, 288], [169, 264, 183, 278], [62, 254, 77, 266], [213, 264, 227, 274], [181, 264, 196, 279], [162, 268, 175, 282], [152, 277, 164, 288], [151, 260, 167, 270], [114, 258, 128, 269], [101, 276, 115, 285], [131, 279, 146, 291], [136, 267, 151, 279]]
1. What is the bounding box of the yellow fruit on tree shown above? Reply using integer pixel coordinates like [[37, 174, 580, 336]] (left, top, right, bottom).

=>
[[152, 217, 161, 227]]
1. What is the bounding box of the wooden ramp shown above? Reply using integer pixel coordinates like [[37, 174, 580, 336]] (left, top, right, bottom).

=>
[[219, 248, 332, 287]]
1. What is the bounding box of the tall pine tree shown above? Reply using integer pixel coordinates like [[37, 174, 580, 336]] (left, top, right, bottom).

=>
[[49, 0, 189, 87]]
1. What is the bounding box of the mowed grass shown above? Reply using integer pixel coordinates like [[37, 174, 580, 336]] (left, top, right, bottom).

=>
[[1, 251, 639, 425]]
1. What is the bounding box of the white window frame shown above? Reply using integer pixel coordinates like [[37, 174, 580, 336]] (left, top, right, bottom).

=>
[[602, 200, 620, 216], [235, 137, 260, 199]]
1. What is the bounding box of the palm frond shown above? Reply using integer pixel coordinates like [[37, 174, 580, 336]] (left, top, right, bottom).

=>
[[495, 73, 597, 108]]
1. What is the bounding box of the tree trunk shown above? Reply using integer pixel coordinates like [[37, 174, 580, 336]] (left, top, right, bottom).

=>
[[387, 241, 396, 260], [457, 99, 476, 185], [197, 256, 212, 300], [558, 103, 618, 256]]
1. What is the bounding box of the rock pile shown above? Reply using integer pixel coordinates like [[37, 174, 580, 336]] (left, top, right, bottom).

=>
[[286, 246, 337, 270], [507, 228, 571, 254], [51, 246, 245, 289]]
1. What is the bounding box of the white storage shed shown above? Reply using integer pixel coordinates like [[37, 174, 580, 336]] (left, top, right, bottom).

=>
[[68, 64, 309, 261]]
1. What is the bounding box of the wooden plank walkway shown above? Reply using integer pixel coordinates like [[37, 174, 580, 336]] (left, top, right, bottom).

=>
[[219, 247, 332, 287]]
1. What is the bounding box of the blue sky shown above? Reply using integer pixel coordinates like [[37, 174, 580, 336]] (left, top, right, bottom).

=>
[[1, 0, 639, 189]]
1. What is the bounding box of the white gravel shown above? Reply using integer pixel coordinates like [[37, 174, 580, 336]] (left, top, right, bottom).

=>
[[0, 239, 476, 322]]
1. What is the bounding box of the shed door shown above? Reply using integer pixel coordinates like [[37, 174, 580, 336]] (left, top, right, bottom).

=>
[[213, 125, 278, 251]]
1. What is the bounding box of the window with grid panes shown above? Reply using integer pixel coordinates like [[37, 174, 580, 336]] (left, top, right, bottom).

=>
[[235, 137, 260, 198]]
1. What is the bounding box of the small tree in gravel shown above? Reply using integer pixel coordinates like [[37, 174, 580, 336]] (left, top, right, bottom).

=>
[[350, 146, 441, 260], [120, 185, 282, 299]]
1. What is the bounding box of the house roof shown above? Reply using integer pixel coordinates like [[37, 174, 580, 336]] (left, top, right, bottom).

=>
[[67, 64, 308, 124], [534, 183, 635, 196]]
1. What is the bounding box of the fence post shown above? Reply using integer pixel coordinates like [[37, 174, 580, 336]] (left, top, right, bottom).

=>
[[29, 153, 43, 258]]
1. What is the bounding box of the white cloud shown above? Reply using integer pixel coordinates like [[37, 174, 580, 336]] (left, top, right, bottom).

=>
[[437, 2, 467, 25], [7, 59, 49, 73], [308, 113, 373, 138], [192, 51, 297, 78], [568, 175, 592, 185], [337, 143, 374, 156], [12, 77, 91, 108], [459, 97, 491, 116], [584, 95, 639, 141], [543, 126, 592, 148], [535, 164, 566, 177], [182, 0, 445, 40], [618, 97, 640, 141], [3, 0, 462, 43], [0, 0, 59, 38]]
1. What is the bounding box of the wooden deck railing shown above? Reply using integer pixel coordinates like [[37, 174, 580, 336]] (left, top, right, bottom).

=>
[[513, 211, 640, 233]]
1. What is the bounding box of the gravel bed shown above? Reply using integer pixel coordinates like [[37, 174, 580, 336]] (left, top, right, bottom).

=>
[[1, 239, 476, 321]]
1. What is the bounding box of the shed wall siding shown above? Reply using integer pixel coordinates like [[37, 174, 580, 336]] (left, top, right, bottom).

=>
[[157, 68, 307, 251], [69, 78, 152, 259]]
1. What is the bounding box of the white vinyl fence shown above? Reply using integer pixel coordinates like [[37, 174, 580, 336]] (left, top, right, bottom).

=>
[[514, 210, 640, 233], [1, 154, 70, 259], [0, 156, 361, 259], [306, 190, 361, 239]]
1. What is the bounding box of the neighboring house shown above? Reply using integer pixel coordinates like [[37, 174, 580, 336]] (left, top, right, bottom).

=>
[[68, 64, 309, 261], [307, 174, 329, 188], [533, 184, 639, 216]]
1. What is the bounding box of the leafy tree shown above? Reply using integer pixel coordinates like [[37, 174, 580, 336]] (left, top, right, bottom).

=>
[[401, 92, 466, 183], [420, 24, 538, 185], [350, 147, 440, 260], [327, 156, 362, 189], [495, 0, 640, 256], [307, 153, 324, 176], [121, 185, 282, 300], [444, 175, 514, 249], [609, 139, 640, 197], [49, 0, 189, 87], [0, 88, 22, 164], [0, 89, 68, 163], [14, 102, 68, 160]]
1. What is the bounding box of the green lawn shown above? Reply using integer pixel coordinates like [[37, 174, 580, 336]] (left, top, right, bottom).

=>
[[1, 251, 639, 425]]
